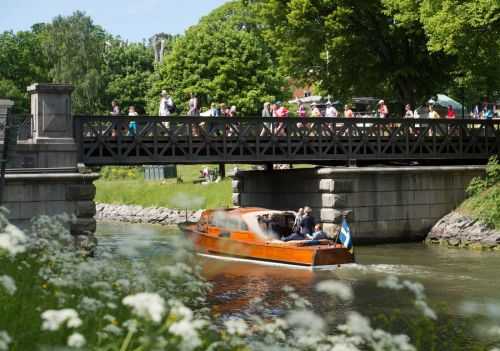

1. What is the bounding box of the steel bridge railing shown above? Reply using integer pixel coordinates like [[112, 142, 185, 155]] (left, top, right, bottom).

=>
[[73, 115, 500, 165]]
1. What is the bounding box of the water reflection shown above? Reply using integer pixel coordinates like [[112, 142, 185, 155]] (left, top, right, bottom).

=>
[[97, 222, 500, 320]]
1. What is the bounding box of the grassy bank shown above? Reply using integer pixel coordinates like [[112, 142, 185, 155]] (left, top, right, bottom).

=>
[[95, 164, 242, 209], [95, 178, 233, 209], [459, 157, 500, 229]]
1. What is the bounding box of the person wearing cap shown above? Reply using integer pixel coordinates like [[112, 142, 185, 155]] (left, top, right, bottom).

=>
[[377, 99, 389, 118]]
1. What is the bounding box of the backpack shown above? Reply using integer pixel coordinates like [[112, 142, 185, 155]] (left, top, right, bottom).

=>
[[165, 98, 176, 114]]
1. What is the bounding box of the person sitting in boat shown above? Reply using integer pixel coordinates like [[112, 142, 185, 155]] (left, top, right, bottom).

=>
[[307, 224, 328, 241], [282, 206, 315, 241]]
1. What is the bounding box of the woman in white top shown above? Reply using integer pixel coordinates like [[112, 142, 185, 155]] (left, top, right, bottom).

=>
[[159, 90, 172, 116]]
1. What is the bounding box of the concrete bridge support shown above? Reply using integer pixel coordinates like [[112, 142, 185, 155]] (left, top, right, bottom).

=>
[[0, 84, 99, 237], [232, 166, 485, 244]]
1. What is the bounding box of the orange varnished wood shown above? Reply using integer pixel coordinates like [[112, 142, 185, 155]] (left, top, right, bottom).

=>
[[180, 208, 355, 266]]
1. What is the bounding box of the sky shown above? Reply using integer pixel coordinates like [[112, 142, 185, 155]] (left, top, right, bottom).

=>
[[0, 0, 229, 42]]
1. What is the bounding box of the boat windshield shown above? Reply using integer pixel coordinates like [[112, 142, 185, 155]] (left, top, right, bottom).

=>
[[242, 211, 296, 239]]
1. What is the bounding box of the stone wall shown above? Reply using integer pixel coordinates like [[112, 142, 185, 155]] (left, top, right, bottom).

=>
[[232, 166, 485, 244], [3, 171, 100, 235]]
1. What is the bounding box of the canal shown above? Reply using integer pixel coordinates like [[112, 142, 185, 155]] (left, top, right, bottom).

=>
[[97, 222, 500, 322]]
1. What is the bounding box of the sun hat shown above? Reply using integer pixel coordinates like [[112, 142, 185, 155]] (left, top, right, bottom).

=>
[[378, 99, 384, 105]]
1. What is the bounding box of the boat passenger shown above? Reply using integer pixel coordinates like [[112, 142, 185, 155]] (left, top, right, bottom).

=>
[[292, 208, 304, 233], [307, 224, 328, 241], [299, 206, 316, 236]]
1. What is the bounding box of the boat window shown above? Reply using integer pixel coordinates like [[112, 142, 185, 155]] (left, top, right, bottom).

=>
[[209, 214, 247, 231]]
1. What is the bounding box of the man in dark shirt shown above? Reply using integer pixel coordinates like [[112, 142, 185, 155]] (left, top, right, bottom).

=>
[[299, 207, 315, 236], [282, 206, 315, 241]]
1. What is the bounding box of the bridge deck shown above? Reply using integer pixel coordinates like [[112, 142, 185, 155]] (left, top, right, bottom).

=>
[[74, 116, 500, 166]]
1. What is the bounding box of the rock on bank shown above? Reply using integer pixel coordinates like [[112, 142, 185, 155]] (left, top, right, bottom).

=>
[[427, 211, 500, 250], [96, 203, 203, 225]]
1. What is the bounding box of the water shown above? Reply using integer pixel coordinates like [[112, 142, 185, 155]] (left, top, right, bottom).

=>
[[97, 222, 500, 320]]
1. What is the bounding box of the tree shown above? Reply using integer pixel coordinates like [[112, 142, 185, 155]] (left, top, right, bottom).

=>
[[417, 0, 500, 104], [39, 11, 108, 114], [103, 40, 155, 114], [0, 29, 50, 111], [253, 0, 453, 106], [148, 1, 286, 115]]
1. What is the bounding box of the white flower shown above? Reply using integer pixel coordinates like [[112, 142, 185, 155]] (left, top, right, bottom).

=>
[[340, 312, 372, 337], [0, 330, 12, 351], [224, 318, 249, 336], [103, 324, 123, 336], [168, 301, 206, 351], [67, 332, 86, 348], [286, 310, 325, 333], [0, 224, 27, 255], [316, 280, 353, 301], [122, 293, 165, 323], [41, 309, 82, 331], [415, 300, 437, 320], [0, 275, 16, 295]]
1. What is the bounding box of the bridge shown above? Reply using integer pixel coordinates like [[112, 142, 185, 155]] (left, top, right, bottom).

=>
[[0, 83, 497, 244], [74, 115, 500, 166]]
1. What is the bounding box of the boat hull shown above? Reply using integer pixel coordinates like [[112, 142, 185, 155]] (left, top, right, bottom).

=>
[[180, 223, 355, 267]]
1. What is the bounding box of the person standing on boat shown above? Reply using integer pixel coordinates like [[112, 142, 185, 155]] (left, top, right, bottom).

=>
[[282, 206, 315, 241], [292, 208, 304, 233], [300, 207, 316, 236]]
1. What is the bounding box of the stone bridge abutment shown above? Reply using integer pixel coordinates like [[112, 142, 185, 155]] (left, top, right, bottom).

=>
[[0, 83, 99, 237], [232, 166, 485, 244]]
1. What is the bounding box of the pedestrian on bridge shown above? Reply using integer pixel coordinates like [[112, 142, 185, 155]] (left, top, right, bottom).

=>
[[159, 90, 174, 130]]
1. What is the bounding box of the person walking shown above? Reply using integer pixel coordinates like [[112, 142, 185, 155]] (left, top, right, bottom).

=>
[[344, 104, 354, 118], [447, 105, 456, 119], [311, 103, 322, 117], [378, 100, 389, 118], [188, 92, 199, 116], [127, 106, 138, 136], [110, 100, 121, 137], [111, 100, 120, 115], [325, 102, 338, 118], [261, 102, 272, 136], [404, 104, 414, 118], [297, 101, 307, 118], [159, 90, 174, 116]]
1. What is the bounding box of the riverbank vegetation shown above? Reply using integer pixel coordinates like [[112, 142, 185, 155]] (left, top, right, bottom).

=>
[[1, 211, 500, 350], [95, 165, 240, 209], [460, 157, 500, 229]]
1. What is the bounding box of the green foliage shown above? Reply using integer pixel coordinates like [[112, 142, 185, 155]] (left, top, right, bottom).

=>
[[254, 0, 452, 106], [467, 156, 500, 196], [103, 40, 155, 114], [148, 1, 286, 115], [383, 0, 500, 104], [462, 157, 500, 229], [0, 29, 50, 112], [38, 11, 108, 114], [99, 166, 143, 181]]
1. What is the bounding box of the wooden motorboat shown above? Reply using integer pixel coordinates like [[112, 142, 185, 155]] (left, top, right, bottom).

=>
[[179, 208, 355, 267]]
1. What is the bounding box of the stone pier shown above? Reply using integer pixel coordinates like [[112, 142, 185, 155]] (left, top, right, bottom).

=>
[[0, 84, 99, 236], [232, 166, 485, 244]]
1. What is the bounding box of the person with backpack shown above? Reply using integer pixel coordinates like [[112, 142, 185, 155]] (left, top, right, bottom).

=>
[[159, 90, 175, 116]]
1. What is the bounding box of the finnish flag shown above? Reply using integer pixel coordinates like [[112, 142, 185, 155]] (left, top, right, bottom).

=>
[[339, 218, 353, 250]]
